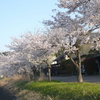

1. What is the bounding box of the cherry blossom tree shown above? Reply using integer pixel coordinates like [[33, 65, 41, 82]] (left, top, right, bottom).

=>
[[43, 0, 100, 82], [0, 52, 28, 77], [7, 31, 57, 81]]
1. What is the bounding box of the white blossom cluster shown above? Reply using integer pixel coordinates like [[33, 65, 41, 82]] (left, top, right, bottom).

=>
[[0, 53, 28, 77], [43, 0, 100, 51]]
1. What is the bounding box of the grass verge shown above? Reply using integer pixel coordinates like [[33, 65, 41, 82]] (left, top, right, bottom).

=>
[[17, 80, 100, 100]]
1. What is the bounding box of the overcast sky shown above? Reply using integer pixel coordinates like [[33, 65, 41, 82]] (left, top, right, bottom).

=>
[[0, 0, 58, 51]]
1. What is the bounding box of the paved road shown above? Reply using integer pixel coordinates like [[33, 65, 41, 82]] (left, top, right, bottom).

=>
[[52, 75, 100, 84]]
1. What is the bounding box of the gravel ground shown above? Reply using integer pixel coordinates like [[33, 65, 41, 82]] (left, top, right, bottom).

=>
[[0, 87, 17, 100]]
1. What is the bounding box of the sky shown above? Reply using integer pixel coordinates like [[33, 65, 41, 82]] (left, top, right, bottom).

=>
[[0, 0, 59, 52]]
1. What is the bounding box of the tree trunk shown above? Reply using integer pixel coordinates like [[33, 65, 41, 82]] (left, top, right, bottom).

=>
[[31, 65, 38, 81], [96, 59, 100, 75], [77, 67, 83, 83], [76, 50, 83, 83], [65, 49, 83, 83], [48, 67, 51, 81], [45, 60, 52, 81]]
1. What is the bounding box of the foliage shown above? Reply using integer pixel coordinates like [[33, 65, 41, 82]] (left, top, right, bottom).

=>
[[54, 48, 65, 57], [17, 81, 100, 100], [60, 59, 71, 69], [86, 54, 96, 58], [60, 60, 76, 75], [89, 49, 100, 55]]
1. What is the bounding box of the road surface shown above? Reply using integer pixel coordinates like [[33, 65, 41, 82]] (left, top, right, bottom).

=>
[[52, 75, 100, 84]]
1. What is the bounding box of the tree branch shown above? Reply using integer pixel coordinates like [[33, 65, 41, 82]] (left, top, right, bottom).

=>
[[65, 52, 79, 68]]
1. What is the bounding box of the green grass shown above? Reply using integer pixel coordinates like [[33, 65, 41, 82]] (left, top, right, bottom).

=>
[[17, 81, 100, 100]]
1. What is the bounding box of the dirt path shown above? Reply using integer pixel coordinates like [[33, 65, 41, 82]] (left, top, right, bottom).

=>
[[0, 87, 17, 100], [52, 75, 100, 83]]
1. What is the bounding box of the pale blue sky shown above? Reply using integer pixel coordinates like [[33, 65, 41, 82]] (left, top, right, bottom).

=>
[[0, 0, 58, 51]]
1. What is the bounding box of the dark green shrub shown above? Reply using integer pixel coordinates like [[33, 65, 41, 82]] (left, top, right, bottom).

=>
[[86, 54, 95, 58], [60, 60, 76, 75]]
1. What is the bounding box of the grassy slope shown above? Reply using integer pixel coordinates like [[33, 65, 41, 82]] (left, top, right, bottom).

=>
[[17, 80, 100, 100]]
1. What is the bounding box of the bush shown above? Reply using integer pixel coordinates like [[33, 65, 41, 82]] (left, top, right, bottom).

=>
[[86, 54, 95, 58], [60, 60, 76, 75]]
